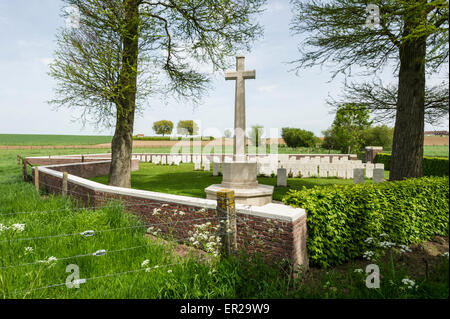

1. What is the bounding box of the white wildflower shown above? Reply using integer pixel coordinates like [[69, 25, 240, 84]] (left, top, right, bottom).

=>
[[11, 223, 25, 232], [167, 269, 172, 273], [399, 245, 412, 253], [363, 251, 375, 260], [24, 246, 33, 253], [141, 259, 150, 267], [46, 256, 57, 264], [354, 268, 363, 273], [379, 233, 389, 238], [365, 237, 374, 244], [379, 241, 396, 249], [401, 278, 416, 289], [441, 252, 449, 258], [0, 224, 7, 232]]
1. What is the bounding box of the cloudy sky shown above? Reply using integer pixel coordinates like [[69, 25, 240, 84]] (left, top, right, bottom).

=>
[[0, 0, 448, 138]]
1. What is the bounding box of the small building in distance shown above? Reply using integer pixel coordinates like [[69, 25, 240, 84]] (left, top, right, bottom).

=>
[[424, 130, 449, 136], [136, 133, 145, 138]]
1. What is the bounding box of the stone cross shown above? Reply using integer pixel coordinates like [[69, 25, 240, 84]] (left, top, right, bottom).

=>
[[225, 56, 255, 161]]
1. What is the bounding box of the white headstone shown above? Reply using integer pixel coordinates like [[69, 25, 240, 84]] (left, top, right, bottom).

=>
[[213, 163, 221, 176], [277, 168, 287, 187], [373, 168, 384, 183], [353, 168, 365, 184]]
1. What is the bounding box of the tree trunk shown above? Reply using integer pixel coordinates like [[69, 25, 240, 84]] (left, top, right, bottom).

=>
[[390, 26, 427, 181], [108, 0, 139, 188]]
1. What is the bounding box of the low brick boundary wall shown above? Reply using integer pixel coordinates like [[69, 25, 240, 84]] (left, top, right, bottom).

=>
[[30, 159, 308, 269]]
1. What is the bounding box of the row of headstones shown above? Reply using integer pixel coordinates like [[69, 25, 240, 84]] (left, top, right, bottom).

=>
[[277, 167, 385, 186], [132, 154, 216, 171], [258, 162, 384, 179], [132, 153, 354, 165], [286, 156, 352, 163]]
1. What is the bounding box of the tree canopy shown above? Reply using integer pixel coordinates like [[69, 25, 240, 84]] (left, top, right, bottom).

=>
[[290, 0, 449, 180], [49, 0, 266, 186], [153, 120, 173, 136]]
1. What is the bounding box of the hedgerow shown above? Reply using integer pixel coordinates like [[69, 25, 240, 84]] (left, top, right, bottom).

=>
[[375, 153, 449, 176], [283, 177, 449, 267]]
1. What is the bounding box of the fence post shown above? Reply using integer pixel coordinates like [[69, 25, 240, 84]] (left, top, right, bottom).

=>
[[216, 189, 237, 257], [62, 172, 68, 196], [22, 159, 28, 182], [34, 167, 39, 193]]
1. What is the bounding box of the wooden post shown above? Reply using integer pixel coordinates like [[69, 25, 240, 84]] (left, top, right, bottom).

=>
[[216, 189, 237, 257], [62, 172, 68, 196], [81, 155, 85, 163], [22, 160, 28, 182], [34, 167, 39, 193]]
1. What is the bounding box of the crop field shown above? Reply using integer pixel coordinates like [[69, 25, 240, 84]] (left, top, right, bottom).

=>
[[0, 134, 113, 146]]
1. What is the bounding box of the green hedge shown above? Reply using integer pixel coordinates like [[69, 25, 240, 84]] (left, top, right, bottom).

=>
[[132, 136, 215, 141], [283, 177, 449, 268], [375, 153, 449, 176]]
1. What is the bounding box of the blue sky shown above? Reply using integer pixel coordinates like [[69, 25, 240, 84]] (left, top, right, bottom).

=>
[[0, 0, 448, 137]]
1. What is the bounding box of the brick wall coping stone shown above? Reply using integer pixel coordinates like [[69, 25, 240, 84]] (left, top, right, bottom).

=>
[[37, 165, 306, 223]]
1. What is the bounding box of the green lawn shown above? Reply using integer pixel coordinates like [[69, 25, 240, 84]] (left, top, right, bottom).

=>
[[0, 134, 113, 146], [90, 163, 390, 201]]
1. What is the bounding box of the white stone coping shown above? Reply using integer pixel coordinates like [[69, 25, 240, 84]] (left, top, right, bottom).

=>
[[37, 165, 305, 223]]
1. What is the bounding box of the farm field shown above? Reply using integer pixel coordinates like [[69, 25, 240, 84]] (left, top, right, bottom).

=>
[[0, 134, 113, 146], [382, 145, 449, 158]]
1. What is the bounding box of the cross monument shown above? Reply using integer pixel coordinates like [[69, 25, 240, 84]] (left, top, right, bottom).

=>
[[225, 56, 255, 160]]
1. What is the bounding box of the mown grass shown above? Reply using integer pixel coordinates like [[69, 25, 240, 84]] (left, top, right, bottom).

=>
[[90, 163, 390, 201], [0, 147, 448, 298]]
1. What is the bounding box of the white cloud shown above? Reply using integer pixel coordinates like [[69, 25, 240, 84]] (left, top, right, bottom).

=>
[[257, 85, 278, 93], [39, 57, 54, 65]]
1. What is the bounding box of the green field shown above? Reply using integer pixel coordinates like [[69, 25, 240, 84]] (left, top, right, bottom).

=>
[[0, 134, 113, 146], [382, 145, 449, 158], [0, 148, 448, 298]]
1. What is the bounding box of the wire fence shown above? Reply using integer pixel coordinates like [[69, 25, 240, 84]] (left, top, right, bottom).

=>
[[11, 261, 183, 296], [1, 169, 279, 298]]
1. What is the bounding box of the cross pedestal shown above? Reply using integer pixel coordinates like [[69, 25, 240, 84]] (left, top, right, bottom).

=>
[[205, 56, 273, 206]]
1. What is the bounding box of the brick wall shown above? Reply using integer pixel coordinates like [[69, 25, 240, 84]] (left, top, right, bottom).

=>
[[31, 158, 308, 269]]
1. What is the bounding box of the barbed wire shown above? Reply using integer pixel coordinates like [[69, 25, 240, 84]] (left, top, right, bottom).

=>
[[0, 229, 234, 271], [0, 216, 228, 244], [11, 261, 183, 296], [1, 180, 215, 217]]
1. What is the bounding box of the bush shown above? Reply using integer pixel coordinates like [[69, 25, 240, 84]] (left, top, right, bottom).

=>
[[283, 177, 449, 267], [281, 128, 320, 148], [375, 153, 449, 176], [361, 125, 394, 150]]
